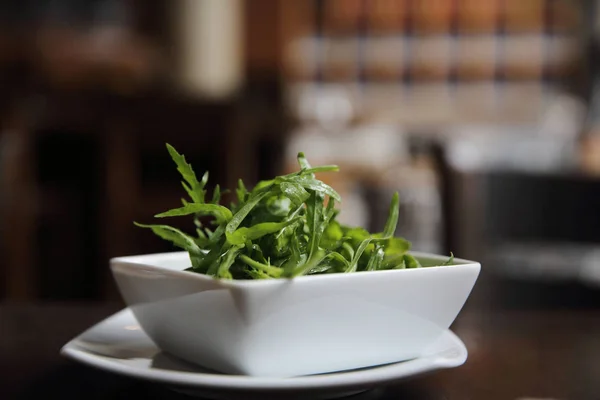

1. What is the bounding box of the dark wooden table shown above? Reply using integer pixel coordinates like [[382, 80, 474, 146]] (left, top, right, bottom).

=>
[[2, 302, 600, 400]]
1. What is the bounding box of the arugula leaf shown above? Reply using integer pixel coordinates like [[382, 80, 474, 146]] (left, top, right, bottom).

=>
[[239, 255, 283, 278], [383, 237, 411, 255], [287, 249, 327, 277], [443, 252, 455, 265], [251, 179, 274, 194], [341, 241, 355, 260], [211, 184, 221, 204], [248, 243, 267, 264], [134, 222, 202, 267], [346, 238, 374, 273], [301, 165, 340, 174], [217, 245, 243, 279], [225, 192, 269, 236], [196, 227, 207, 240], [227, 218, 300, 246], [380, 237, 411, 269], [208, 224, 226, 244], [297, 152, 313, 173], [320, 220, 343, 250], [280, 165, 340, 179], [134, 222, 199, 251], [266, 195, 292, 217], [236, 179, 247, 204], [166, 143, 208, 204], [273, 205, 304, 255], [307, 263, 334, 274], [243, 267, 272, 279], [305, 190, 325, 261], [383, 192, 399, 238], [344, 193, 401, 272], [324, 251, 350, 270], [344, 227, 370, 246], [279, 182, 310, 206], [203, 246, 225, 275], [155, 203, 233, 223], [404, 254, 423, 269], [281, 230, 305, 276], [284, 175, 341, 202], [366, 244, 385, 271]]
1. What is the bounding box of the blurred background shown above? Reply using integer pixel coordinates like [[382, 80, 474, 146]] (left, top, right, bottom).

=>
[[1, 0, 600, 311]]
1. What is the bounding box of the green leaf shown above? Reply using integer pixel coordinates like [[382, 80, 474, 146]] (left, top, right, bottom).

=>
[[248, 244, 267, 263], [316, 198, 337, 249], [208, 224, 226, 244], [366, 244, 385, 271], [166, 143, 208, 203], [239, 255, 283, 278], [305, 190, 325, 260], [443, 252, 455, 266], [134, 222, 201, 265], [346, 238, 373, 273], [321, 220, 343, 250], [226, 192, 269, 236], [404, 254, 423, 269], [344, 227, 370, 244], [251, 179, 274, 194], [244, 267, 272, 279], [325, 198, 336, 221], [194, 230, 210, 247], [227, 218, 300, 246], [346, 232, 394, 273], [236, 179, 247, 204], [217, 245, 243, 279], [281, 232, 305, 276], [155, 203, 233, 223], [384, 237, 411, 254], [301, 165, 340, 174], [204, 246, 225, 275], [281, 164, 340, 178], [287, 249, 326, 277], [324, 251, 350, 270], [383, 192, 399, 238], [381, 237, 411, 268], [341, 241, 355, 260], [211, 184, 221, 204], [266, 195, 292, 217], [274, 205, 304, 255], [283, 175, 341, 202], [297, 152, 313, 173], [200, 170, 209, 189], [279, 182, 310, 206], [307, 263, 334, 274]]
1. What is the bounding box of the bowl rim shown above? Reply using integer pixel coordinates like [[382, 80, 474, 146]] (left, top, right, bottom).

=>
[[110, 251, 481, 289]]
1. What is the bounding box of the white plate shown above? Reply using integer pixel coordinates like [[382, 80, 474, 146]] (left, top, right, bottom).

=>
[[61, 308, 468, 399]]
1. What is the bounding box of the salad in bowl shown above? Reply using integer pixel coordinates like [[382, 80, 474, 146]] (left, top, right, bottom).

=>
[[110, 144, 480, 377]]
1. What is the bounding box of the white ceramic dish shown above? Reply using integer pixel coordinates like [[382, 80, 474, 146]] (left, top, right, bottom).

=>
[[60, 308, 468, 400], [110, 251, 480, 377]]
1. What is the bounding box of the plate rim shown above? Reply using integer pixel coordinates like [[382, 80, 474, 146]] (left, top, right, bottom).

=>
[[60, 309, 468, 391]]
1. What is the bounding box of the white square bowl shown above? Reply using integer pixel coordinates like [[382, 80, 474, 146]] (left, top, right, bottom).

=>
[[110, 251, 480, 377]]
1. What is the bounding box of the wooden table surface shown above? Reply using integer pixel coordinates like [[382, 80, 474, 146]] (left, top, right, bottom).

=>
[[2, 302, 600, 400]]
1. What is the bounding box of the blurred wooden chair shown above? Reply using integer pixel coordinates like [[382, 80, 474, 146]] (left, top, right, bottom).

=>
[[0, 0, 289, 301], [0, 23, 163, 301]]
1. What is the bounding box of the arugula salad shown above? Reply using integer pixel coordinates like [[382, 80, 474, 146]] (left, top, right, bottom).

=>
[[135, 144, 453, 279]]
